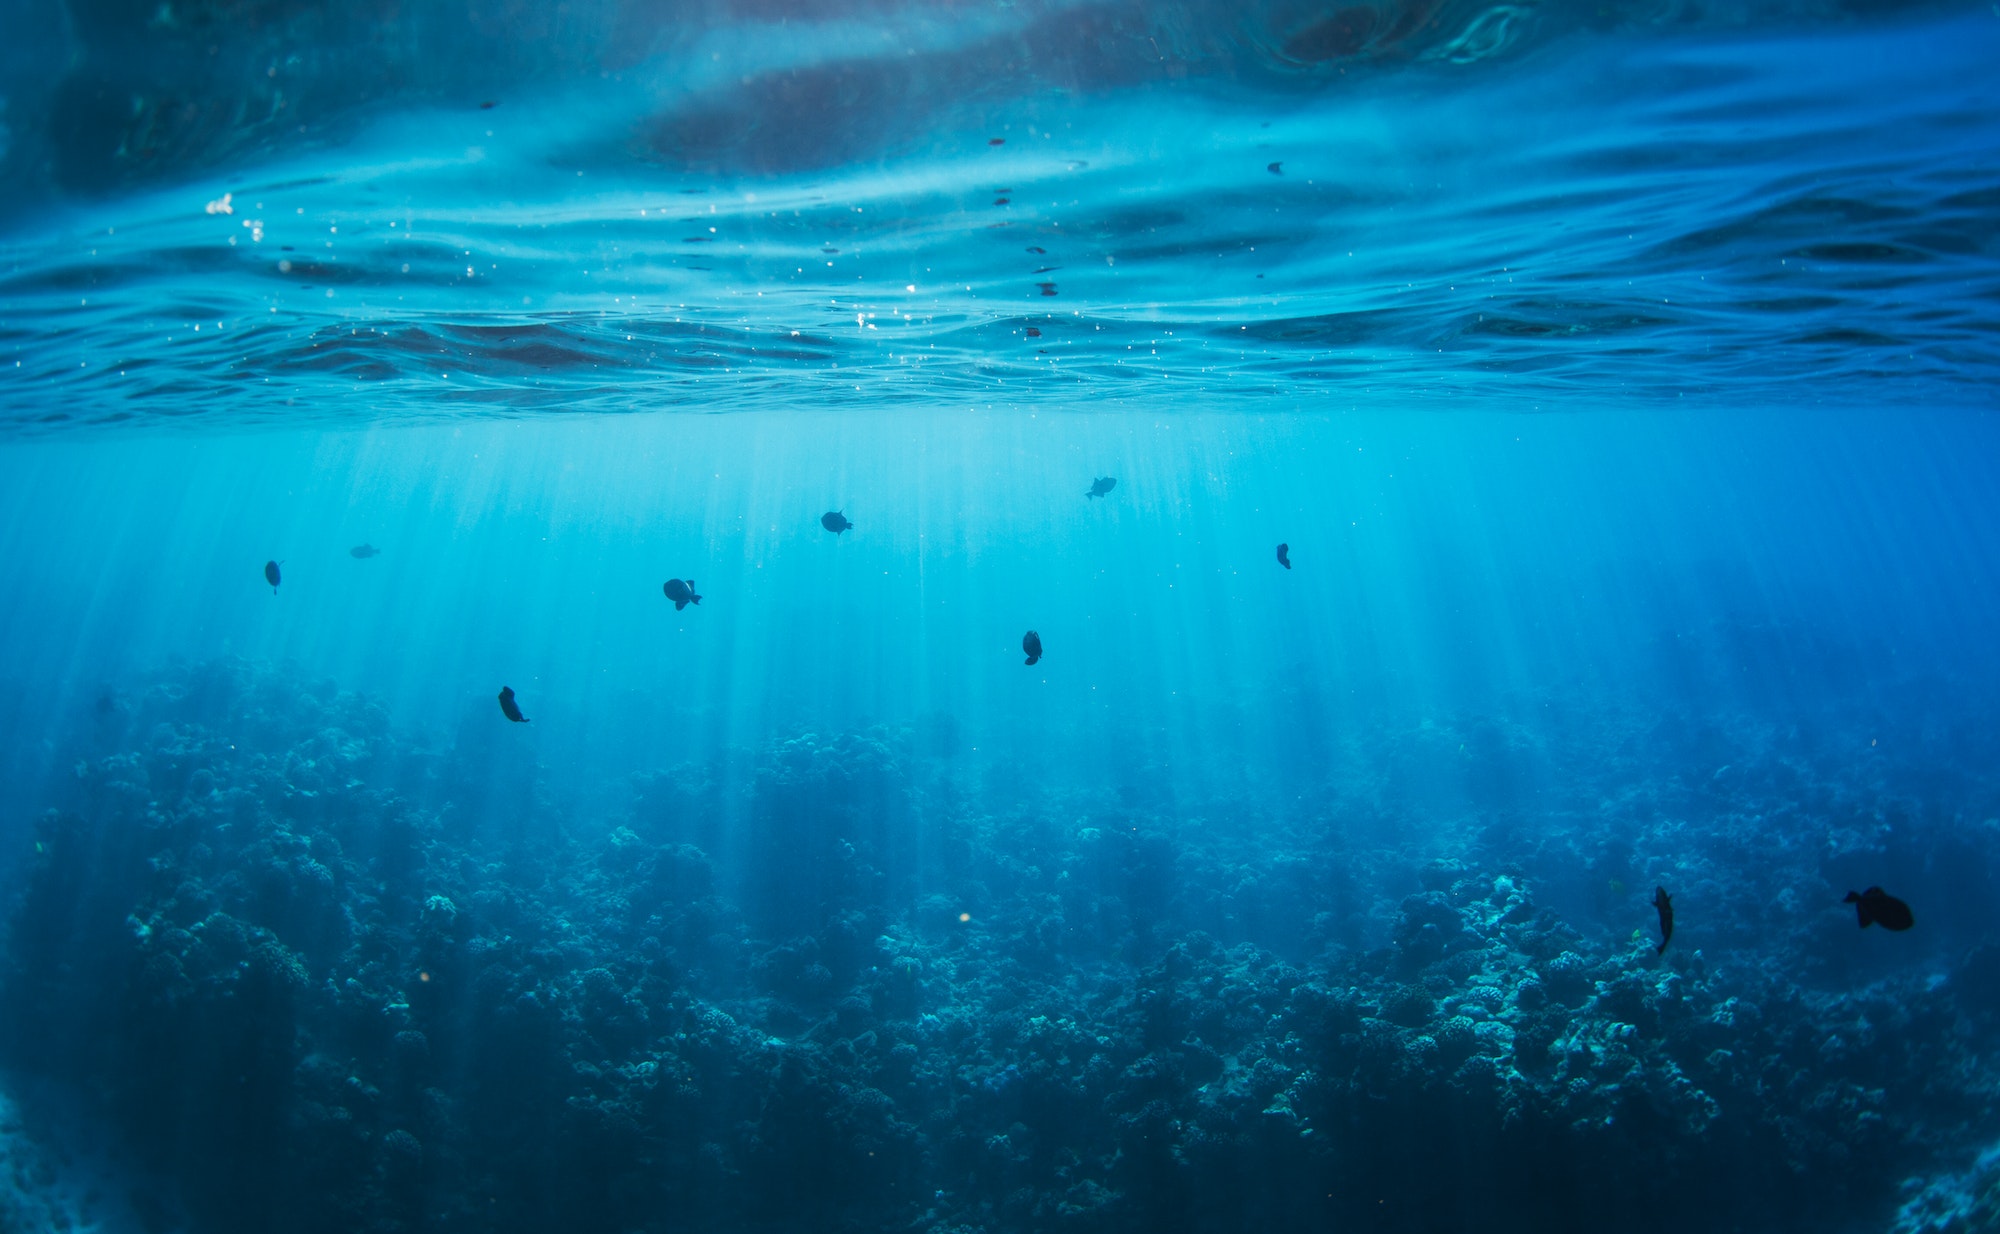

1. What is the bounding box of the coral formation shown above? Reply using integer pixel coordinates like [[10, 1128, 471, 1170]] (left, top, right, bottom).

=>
[[4, 655, 1999, 1233]]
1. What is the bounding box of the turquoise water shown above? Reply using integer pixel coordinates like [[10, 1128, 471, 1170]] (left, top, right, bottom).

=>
[[3, 3, 2000, 1233], [4, 10, 1998, 422]]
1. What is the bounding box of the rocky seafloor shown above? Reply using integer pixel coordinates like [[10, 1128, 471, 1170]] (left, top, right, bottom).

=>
[[4, 653, 2000, 1234]]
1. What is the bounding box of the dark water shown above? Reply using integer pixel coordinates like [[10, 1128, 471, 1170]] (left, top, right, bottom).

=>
[[2, 2, 2000, 1232]]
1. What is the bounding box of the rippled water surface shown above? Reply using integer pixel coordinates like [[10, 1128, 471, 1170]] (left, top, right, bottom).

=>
[[3, 6, 1997, 423], [5, 5, 2000, 1234]]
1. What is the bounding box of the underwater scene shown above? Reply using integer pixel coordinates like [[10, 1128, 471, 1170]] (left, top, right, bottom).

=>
[[3, 0, 2000, 1231]]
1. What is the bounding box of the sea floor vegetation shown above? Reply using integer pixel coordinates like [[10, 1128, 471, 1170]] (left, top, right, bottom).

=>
[[4, 648, 1999, 1234]]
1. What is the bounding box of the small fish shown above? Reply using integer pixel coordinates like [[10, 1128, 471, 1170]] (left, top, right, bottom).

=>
[[1022, 630, 1042, 666], [1276, 542, 1291, 569], [1026, 327, 1042, 338], [994, 197, 1011, 206], [263, 560, 282, 593], [479, 100, 497, 109], [663, 578, 702, 610], [821, 510, 853, 535], [1844, 886, 1914, 931], [1037, 282, 1058, 296], [1268, 161, 1283, 175], [1026, 246, 1046, 254], [349, 544, 380, 559], [1086, 477, 1117, 499], [1652, 887, 1674, 955], [497, 686, 529, 723], [989, 137, 1006, 145]]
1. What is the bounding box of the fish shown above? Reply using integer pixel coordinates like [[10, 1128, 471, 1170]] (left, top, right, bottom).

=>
[[1268, 161, 1284, 174], [1038, 282, 1058, 296], [1652, 887, 1674, 955], [349, 544, 380, 559], [497, 686, 529, 723], [1022, 630, 1042, 666], [1276, 543, 1291, 569], [1086, 477, 1117, 499], [1026, 327, 1042, 338], [821, 510, 853, 535], [263, 560, 281, 593], [1844, 886, 1914, 931], [663, 578, 702, 610]]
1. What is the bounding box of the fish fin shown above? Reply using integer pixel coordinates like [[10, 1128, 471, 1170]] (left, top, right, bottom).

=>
[[674, 600, 688, 611]]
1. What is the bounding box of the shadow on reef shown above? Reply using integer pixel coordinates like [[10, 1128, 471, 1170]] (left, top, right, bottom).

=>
[[4, 654, 2000, 1233]]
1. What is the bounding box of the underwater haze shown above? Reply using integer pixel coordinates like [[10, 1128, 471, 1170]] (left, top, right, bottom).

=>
[[3, 1, 2000, 1232]]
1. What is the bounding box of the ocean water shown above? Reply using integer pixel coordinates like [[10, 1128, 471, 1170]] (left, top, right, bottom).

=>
[[2, 1, 2000, 1231]]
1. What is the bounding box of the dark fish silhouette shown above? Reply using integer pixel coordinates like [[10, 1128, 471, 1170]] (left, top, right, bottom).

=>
[[1086, 477, 1117, 499], [1844, 886, 1913, 931], [497, 686, 529, 723], [821, 510, 852, 535], [1276, 543, 1291, 569], [1022, 630, 1042, 666], [1652, 887, 1674, 955], [663, 578, 702, 610], [1268, 161, 1283, 174], [263, 560, 281, 593], [349, 544, 380, 559]]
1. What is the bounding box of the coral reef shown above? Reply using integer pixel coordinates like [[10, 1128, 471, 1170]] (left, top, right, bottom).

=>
[[4, 656, 1999, 1233]]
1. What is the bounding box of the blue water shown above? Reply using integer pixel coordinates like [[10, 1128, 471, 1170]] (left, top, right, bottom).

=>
[[2, 3, 2000, 1232]]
